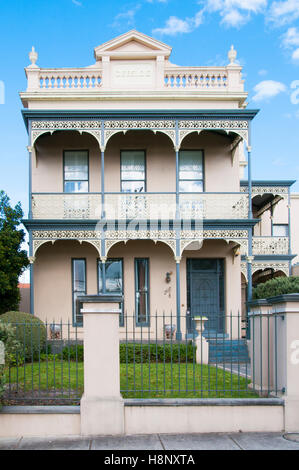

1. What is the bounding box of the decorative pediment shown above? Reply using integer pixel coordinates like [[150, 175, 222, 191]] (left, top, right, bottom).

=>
[[94, 30, 172, 60]]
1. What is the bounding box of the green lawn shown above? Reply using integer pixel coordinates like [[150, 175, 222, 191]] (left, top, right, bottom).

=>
[[5, 360, 258, 400]]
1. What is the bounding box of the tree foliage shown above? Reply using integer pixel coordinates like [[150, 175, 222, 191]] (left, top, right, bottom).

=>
[[0, 191, 29, 314], [253, 276, 299, 300]]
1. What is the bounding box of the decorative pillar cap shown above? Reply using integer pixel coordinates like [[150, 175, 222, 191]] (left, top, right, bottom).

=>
[[28, 47, 38, 68], [228, 45, 237, 65]]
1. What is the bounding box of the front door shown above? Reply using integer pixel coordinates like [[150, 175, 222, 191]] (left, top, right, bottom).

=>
[[187, 259, 224, 335]]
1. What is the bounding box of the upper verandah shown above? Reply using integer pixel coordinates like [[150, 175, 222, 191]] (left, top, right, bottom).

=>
[[20, 30, 247, 110]]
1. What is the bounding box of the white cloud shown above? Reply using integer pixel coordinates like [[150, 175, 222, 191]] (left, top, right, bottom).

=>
[[153, 11, 204, 36], [153, 0, 267, 35], [72, 0, 82, 5], [258, 69, 268, 75], [282, 27, 299, 48], [252, 80, 287, 101], [205, 0, 267, 13], [268, 0, 299, 26], [221, 9, 247, 27], [281, 28, 299, 63], [112, 5, 141, 28], [202, 0, 267, 28], [292, 48, 299, 61], [153, 16, 193, 35]]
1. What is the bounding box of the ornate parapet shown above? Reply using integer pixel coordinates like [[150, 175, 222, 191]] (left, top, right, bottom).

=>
[[252, 237, 289, 256]]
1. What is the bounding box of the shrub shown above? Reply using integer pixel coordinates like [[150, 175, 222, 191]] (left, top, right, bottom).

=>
[[253, 276, 299, 300], [0, 312, 47, 361], [119, 342, 196, 364], [0, 322, 23, 398], [62, 345, 84, 362], [57, 343, 195, 364]]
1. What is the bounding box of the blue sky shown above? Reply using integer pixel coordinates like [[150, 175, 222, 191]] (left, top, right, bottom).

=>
[[0, 0, 299, 219]]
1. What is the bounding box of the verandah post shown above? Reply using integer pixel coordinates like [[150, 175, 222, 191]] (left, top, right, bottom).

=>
[[79, 294, 124, 436]]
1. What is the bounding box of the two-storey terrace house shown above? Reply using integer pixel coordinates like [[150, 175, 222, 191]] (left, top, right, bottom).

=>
[[20, 30, 296, 340]]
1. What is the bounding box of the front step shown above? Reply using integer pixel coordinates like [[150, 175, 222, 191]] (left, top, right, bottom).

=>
[[202, 332, 229, 340], [208, 339, 249, 364]]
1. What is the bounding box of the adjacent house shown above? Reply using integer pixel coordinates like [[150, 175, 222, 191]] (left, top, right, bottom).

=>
[[21, 30, 298, 340]]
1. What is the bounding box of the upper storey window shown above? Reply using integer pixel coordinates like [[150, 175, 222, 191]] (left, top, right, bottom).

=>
[[273, 224, 289, 237], [121, 150, 146, 193], [64, 150, 89, 193], [179, 150, 203, 192]]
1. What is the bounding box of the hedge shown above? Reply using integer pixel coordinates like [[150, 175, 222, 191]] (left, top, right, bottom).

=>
[[0, 312, 47, 361], [43, 343, 196, 364], [119, 342, 196, 364], [253, 276, 299, 300]]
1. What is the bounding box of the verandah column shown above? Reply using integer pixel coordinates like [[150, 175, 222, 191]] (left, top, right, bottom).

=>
[[175, 256, 182, 341], [246, 133, 254, 337], [27, 125, 34, 314], [79, 294, 124, 436], [101, 120, 106, 219], [28, 232, 35, 315], [174, 121, 182, 340]]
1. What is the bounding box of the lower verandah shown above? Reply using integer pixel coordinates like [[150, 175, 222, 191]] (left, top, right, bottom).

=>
[[33, 238, 242, 340]]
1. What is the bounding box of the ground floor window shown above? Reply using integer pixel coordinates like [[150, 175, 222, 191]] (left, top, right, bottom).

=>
[[72, 258, 86, 326], [98, 258, 124, 326], [135, 258, 150, 326]]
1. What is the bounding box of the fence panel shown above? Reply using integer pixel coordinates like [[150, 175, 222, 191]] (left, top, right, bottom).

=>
[[0, 311, 282, 405], [2, 321, 82, 405]]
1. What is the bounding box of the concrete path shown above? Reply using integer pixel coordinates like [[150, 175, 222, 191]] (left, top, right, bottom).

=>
[[0, 433, 299, 450]]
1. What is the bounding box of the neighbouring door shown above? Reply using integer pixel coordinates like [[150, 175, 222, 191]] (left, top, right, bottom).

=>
[[187, 259, 224, 334]]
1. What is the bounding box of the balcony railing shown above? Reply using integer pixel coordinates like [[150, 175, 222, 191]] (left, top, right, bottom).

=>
[[25, 65, 243, 94], [31, 192, 249, 220], [38, 69, 102, 90], [164, 67, 228, 90], [252, 236, 289, 255]]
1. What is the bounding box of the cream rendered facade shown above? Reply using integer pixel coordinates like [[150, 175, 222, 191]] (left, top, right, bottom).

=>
[[21, 30, 297, 339]]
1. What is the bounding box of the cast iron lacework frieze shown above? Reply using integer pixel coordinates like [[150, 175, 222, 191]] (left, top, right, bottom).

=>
[[240, 261, 290, 280], [30, 118, 250, 150], [240, 185, 289, 198], [31, 228, 249, 259]]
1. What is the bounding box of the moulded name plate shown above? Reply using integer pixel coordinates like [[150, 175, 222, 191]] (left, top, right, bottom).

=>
[[111, 63, 154, 87]]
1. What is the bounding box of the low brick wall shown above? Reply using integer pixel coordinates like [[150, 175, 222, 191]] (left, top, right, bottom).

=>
[[0, 399, 284, 438]]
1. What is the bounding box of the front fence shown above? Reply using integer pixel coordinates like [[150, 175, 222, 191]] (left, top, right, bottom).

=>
[[2, 321, 82, 405], [0, 311, 283, 405]]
